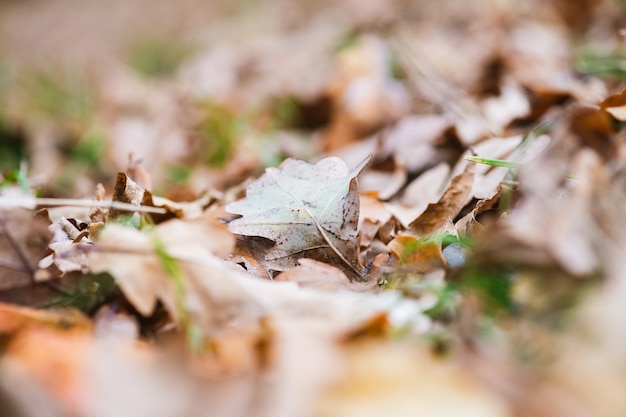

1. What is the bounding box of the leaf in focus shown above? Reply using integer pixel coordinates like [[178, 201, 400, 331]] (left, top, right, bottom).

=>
[[226, 155, 370, 278]]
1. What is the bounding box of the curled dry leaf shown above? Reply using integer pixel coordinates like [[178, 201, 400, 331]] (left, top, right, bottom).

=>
[[456, 186, 502, 236], [600, 87, 626, 121], [107, 172, 219, 224], [358, 157, 407, 200], [106, 172, 146, 222], [387, 162, 451, 228], [226, 156, 370, 279], [409, 161, 475, 236], [358, 193, 393, 255]]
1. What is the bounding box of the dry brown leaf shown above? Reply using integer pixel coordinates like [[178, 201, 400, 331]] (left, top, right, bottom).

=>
[[275, 258, 376, 293], [358, 157, 407, 200], [601, 87, 626, 121], [569, 106, 617, 161], [359, 193, 392, 226], [106, 172, 146, 222], [386, 162, 451, 228], [0, 209, 52, 291], [384, 115, 457, 174], [231, 236, 275, 280], [455, 187, 502, 236], [107, 172, 219, 224], [409, 161, 475, 236], [358, 193, 393, 253]]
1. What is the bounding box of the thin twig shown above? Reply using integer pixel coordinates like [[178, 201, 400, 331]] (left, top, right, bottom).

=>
[[0, 197, 167, 214]]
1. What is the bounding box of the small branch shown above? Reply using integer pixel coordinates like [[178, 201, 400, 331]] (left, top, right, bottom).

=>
[[0, 197, 167, 214]]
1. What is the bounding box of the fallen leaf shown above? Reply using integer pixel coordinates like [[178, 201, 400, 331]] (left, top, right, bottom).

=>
[[600, 87, 626, 121], [386, 162, 451, 228], [226, 156, 370, 279], [0, 209, 52, 291], [455, 187, 502, 236], [388, 235, 446, 273], [409, 161, 475, 236], [88, 223, 429, 336], [275, 258, 376, 292], [358, 193, 393, 254], [106, 172, 146, 222], [107, 172, 219, 224], [384, 115, 457, 174], [358, 157, 407, 200]]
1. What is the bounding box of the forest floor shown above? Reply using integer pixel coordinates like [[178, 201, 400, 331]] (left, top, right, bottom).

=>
[[1, 1, 626, 416]]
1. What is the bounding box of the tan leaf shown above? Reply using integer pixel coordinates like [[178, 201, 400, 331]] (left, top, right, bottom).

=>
[[106, 172, 146, 222], [359, 193, 393, 252], [386, 162, 451, 228], [409, 162, 475, 236], [107, 172, 220, 224], [88, 223, 429, 338], [358, 157, 407, 200], [388, 235, 446, 273], [0, 209, 52, 291], [275, 258, 376, 292], [455, 187, 502, 236]]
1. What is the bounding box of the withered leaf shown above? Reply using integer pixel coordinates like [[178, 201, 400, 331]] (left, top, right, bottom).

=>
[[226, 156, 370, 279], [409, 162, 475, 236], [388, 235, 446, 273], [600, 87, 626, 121], [107, 172, 218, 223], [0, 209, 52, 291], [274, 258, 375, 292]]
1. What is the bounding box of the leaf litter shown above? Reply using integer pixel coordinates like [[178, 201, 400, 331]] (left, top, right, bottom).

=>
[[2, 1, 626, 416]]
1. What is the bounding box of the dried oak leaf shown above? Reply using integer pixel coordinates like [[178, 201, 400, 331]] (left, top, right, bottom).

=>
[[226, 156, 370, 279]]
